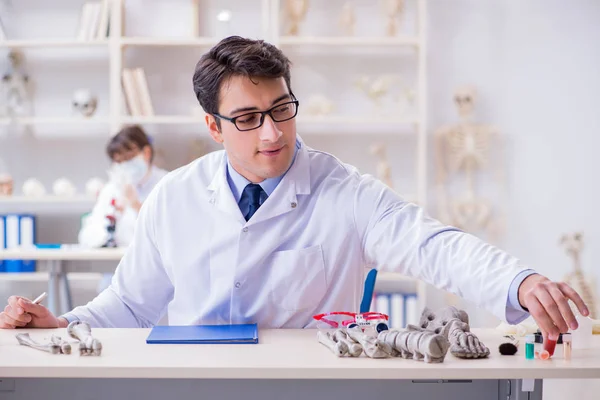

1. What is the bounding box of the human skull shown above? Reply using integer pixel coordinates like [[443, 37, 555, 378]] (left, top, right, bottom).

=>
[[72, 89, 97, 117], [22, 178, 46, 197], [453, 86, 477, 120]]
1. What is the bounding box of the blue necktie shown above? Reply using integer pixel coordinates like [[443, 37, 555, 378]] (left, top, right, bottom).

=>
[[243, 183, 264, 221]]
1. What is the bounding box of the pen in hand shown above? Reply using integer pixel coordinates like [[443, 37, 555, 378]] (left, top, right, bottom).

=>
[[31, 292, 47, 306]]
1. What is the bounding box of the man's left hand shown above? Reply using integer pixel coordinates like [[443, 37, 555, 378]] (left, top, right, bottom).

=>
[[518, 273, 589, 340]]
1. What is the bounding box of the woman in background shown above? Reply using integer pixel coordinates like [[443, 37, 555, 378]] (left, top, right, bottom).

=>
[[78, 125, 168, 290]]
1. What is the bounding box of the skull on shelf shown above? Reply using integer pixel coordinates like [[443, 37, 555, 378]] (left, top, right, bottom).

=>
[[72, 89, 98, 118]]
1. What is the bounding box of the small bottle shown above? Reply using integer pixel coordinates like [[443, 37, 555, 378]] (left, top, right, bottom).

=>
[[563, 333, 572, 360], [525, 334, 535, 360], [544, 336, 557, 357]]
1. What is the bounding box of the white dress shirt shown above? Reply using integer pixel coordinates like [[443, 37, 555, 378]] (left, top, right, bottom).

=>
[[64, 136, 532, 328]]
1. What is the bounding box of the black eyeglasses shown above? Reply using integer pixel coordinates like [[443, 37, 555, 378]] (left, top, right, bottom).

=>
[[214, 100, 300, 132]]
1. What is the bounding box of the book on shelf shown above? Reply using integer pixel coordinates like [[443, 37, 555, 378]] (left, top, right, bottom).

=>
[[76, 0, 111, 41], [0, 15, 6, 41], [121, 68, 154, 117]]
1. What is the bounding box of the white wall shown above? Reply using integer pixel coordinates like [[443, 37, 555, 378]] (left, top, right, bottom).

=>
[[1, 0, 599, 321]]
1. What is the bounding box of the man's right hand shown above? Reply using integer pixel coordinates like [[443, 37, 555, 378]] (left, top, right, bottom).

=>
[[0, 296, 66, 329]]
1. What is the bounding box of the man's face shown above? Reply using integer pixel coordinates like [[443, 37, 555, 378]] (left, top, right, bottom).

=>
[[206, 75, 297, 183]]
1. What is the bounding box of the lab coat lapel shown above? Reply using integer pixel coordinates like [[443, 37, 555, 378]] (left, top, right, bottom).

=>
[[246, 141, 311, 226], [207, 156, 246, 225]]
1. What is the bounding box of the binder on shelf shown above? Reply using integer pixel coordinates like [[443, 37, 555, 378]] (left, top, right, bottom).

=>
[[0, 215, 5, 272], [146, 323, 259, 344], [2, 214, 36, 273]]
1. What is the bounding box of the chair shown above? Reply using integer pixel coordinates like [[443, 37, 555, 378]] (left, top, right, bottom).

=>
[[360, 268, 418, 328], [360, 268, 378, 313]]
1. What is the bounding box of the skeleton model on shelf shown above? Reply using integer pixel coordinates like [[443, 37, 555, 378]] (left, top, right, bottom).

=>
[[284, 0, 309, 36], [305, 94, 334, 117], [434, 86, 505, 243], [382, 0, 405, 36], [355, 74, 401, 115], [1, 50, 33, 118], [370, 143, 393, 189], [561, 232, 597, 319], [339, 2, 356, 36]]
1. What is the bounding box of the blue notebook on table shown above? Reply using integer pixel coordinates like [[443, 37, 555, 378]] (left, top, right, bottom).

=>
[[146, 323, 259, 344]]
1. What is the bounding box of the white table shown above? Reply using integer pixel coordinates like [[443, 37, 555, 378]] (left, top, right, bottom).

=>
[[0, 248, 126, 315], [0, 328, 598, 400]]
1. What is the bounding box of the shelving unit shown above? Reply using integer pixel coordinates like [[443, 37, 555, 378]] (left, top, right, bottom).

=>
[[0, 0, 429, 319], [0, 39, 109, 49]]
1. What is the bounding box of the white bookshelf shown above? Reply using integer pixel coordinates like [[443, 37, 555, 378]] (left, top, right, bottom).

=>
[[1, 0, 429, 209], [120, 115, 205, 125], [0, 195, 95, 205], [120, 37, 218, 47], [0, 117, 110, 126], [278, 36, 420, 47], [0, 39, 109, 49]]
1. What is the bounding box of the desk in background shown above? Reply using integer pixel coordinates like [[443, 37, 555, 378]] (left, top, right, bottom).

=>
[[1, 328, 599, 400], [0, 247, 126, 315]]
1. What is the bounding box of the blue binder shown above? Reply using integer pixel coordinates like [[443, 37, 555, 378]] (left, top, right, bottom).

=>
[[146, 323, 259, 344], [2, 214, 36, 273]]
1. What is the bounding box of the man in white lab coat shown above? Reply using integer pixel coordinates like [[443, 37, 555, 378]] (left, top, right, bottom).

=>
[[0, 36, 589, 342]]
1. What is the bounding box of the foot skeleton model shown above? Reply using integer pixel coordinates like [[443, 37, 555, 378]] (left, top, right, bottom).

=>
[[68, 321, 102, 356], [561, 232, 597, 319], [434, 86, 505, 243], [317, 326, 451, 363], [409, 306, 490, 359], [378, 327, 450, 363]]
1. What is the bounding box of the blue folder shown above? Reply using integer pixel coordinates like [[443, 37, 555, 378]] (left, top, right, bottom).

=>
[[146, 323, 259, 344]]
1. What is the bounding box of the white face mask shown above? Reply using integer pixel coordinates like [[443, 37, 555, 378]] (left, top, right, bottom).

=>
[[118, 154, 149, 184]]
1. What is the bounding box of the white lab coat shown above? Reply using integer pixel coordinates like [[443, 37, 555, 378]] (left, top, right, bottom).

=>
[[66, 137, 529, 328], [78, 165, 168, 248]]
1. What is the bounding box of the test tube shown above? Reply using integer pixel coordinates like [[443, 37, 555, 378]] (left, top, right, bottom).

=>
[[563, 333, 572, 360], [525, 334, 535, 360], [544, 336, 557, 357]]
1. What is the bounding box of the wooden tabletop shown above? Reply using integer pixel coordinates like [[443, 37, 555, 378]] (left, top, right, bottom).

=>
[[0, 328, 598, 380]]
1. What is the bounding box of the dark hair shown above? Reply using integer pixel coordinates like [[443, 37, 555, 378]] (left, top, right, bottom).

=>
[[192, 36, 293, 122], [106, 125, 153, 162]]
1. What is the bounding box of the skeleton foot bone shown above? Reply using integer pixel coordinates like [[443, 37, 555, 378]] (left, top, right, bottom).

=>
[[410, 306, 490, 359], [346, 326, 393, 358], [317, 330, 348, 357], [333, 329, 363, 357], [15, 333, 60, 354], [68, 321, 102, 356], [378, 327, 450, 363], [50, 334, 72, 355]]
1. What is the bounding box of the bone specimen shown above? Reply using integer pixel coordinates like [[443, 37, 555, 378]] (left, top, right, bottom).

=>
[[382, 0, 405, 36], [346, 326, 393, 358], [68, 321, 102, 356], [434, 86, 505, 243], [377, 327, 450, 363], [370, 143, 393, 189], [15, 333, 60, 354], [333, 329, 363, 357], [317, 330, 348, 357], [50, 334, 72, 355], [409, 306, 490, 359], [561, 232, 597, 319], [339, 2, 355, 36], [284, 0, 309, 36]]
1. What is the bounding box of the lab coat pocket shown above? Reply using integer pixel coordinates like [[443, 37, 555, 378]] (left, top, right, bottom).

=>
[[269, 245, 327, 312]]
